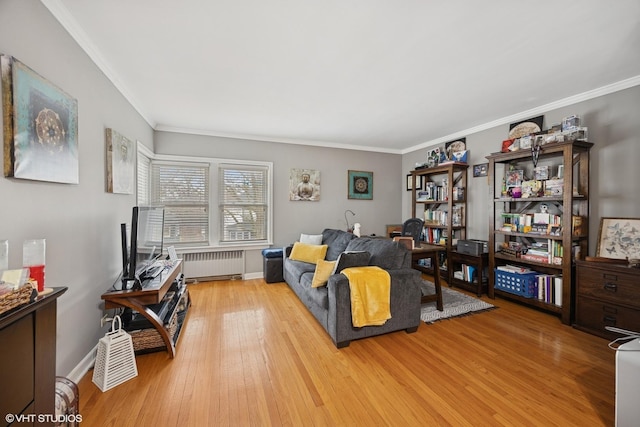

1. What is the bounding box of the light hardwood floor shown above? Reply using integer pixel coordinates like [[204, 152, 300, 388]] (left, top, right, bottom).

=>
[[78, 277, 616, 426]]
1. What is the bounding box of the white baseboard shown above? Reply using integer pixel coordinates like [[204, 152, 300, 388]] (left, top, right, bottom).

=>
[[244, 272, 264, 280], [66, 344, 97, 385]]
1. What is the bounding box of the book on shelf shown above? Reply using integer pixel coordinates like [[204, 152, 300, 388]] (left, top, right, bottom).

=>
[[544, 179, 564, 196], [523, 239, 563, 264], [454, 264, 476, 283], [536, 274, 562, 307], [521, 253, 550, 263], [572, 215, 585, 235], [496, 264, 532, 274], [465, 265, 476, 282]]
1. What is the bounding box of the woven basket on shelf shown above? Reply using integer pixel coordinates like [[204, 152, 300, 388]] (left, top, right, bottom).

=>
[[129, 313, 179, 352], [0, 285, 36, 316]]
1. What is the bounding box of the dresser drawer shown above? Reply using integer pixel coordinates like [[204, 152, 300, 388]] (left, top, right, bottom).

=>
[[576, 266, 640, 309], [575, 296, 640, 339]]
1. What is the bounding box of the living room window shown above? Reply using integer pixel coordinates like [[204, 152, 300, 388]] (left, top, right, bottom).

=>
[[219, 164, 269, 242], [137, 144, 272, 247], [151, 160, 210, 246]]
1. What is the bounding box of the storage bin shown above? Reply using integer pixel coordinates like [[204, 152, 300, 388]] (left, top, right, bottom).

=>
[[262, 248, 284, 283], [494, 269, 537, 298]]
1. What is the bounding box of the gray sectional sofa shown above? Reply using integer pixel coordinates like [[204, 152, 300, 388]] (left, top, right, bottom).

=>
[[283, 229, 423, 348]]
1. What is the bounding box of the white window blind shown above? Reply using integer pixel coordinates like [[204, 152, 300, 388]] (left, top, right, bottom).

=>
[[219, 164, 268, 242], [151, 161, 210, 245], [136, 147, 151, 205]]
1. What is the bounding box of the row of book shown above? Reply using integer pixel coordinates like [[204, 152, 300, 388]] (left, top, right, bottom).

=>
[[417, 185, 448, 202], [422, 227, 446, 245], [453, 264, 477, 283], [500, 213, 561, 234], [416, 185, 465, 202], [520, 239, 564, 265], [500, 214, 585, 236], [536, 274, 563, 306], [424, 209, 448, 226]]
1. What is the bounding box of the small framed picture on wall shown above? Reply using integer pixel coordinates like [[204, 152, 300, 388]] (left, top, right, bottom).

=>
[[473, 163, 488, 178], [406, 174, 422, 191], [348, 170, 373, 200]]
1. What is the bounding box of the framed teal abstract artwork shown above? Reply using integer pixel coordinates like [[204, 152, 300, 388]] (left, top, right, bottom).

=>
[[2, 55, 78, 184], [348, 170, 373, 200]]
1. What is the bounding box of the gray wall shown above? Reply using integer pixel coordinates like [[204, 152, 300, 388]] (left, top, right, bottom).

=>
[[154, 131, 404, 274], [0, 0, 153, 376], [402, 85, 640, 256]]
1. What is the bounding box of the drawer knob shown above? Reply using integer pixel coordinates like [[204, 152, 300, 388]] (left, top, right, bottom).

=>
[[603, 315, 617, 326], [603, 282, 617, 292]]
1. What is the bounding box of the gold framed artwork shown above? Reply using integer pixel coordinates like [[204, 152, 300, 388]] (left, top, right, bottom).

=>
[[106, 128, 135, 194], [1, 55, 79, 184]]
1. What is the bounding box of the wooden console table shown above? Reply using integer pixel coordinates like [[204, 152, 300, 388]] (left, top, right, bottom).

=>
[[101, 260, 188, 358], [411, 244, 444, 311], [0, 287, 67, 427]]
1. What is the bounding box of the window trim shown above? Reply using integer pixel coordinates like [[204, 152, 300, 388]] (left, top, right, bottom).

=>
[[137, 147, 273, 249]]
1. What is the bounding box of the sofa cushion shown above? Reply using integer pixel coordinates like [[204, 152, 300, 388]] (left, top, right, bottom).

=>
[[312, 259, 337, 288], [321, 229, 356, 261], [333, 251, 371, 274], [300, 272, 329, 309], [300, 233, 323, 245], [289, 242, 328, 264], [345, 237, 409, 270]]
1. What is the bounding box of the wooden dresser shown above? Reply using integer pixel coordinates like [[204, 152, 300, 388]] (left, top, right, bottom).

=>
[[0, 287, 67, 427], [574, 260, 640, 340]]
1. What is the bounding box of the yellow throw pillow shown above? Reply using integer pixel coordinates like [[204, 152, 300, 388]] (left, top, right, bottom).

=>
[[289, 242, 328, 264], [312, 259, 337, 288]]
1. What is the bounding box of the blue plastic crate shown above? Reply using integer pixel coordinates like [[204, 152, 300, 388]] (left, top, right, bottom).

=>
[[494, 269, 537, 298]]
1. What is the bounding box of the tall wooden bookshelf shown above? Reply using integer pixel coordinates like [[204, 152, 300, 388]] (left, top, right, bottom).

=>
[[487, 140, 592, 325], [411, 162, 468, 276]]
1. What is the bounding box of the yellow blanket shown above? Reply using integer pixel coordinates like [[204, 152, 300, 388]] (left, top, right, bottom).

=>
[[341, 266, 391, 327]]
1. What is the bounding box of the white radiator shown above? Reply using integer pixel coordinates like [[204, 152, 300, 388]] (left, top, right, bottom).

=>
[[181, 250, 244, 280]]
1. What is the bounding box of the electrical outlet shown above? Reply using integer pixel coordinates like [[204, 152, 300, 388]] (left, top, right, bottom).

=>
[[100, 314, 112, 328]]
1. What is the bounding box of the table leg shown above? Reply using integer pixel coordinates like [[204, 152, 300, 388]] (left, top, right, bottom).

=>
[[432, 256, 444, 311], [419, 253, 444, 311]]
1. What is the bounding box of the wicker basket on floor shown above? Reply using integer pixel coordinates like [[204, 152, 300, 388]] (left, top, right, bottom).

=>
[[129, 313, 179, 352]]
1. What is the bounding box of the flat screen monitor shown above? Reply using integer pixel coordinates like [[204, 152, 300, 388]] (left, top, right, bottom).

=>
[[122, 205, 165, 287]]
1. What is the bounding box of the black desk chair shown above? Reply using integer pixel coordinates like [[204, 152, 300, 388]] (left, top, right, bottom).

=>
[[402, 218, 424, 246]]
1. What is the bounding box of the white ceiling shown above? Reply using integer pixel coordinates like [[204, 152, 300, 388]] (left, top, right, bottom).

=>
[[43, 0, 640, 153]]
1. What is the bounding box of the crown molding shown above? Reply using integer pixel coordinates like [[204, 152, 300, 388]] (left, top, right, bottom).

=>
[[401, 75, 640, 154], [40, 0, 157, 129], [155, 125, 402, 154]]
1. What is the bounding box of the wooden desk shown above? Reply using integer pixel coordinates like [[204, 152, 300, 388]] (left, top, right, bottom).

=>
[[411, 244, 444, 311], [101, 260, 187, 358]]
